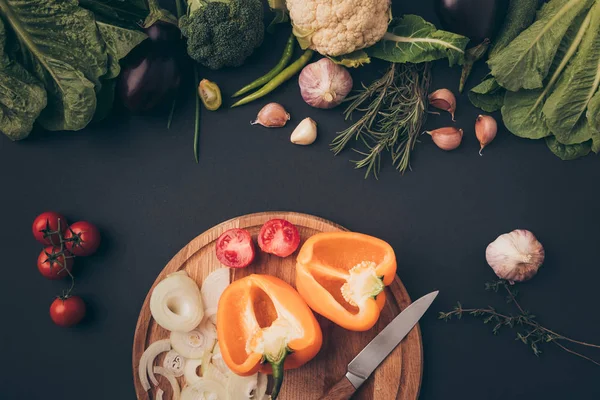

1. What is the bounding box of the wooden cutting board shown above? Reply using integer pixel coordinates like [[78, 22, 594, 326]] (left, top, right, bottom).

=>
[[133, 212, 423, 400]]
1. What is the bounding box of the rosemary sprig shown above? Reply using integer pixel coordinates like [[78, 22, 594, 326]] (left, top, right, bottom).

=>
[[331, 63, 431, 178], [440, 280, 600, 366]]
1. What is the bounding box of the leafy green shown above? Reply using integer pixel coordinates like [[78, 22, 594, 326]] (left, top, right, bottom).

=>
[[329, 50, 371, 68], [79, 0, 148, 28], [545, 136, 592, 160], [97, 21, 147, 80], [489, 0, 539, 59], [368, 15, 469, 66], [0, 18, 46, 140], [488, 0, 594, 91], [543, 2, 600, 144], [500, 7, 591, 140], [468, 78, 505, 112]]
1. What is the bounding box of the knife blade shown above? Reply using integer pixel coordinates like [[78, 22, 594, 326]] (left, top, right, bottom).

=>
[[345, 290, 439, 390]]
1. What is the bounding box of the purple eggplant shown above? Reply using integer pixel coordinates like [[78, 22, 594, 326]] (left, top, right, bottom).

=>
[[118, 40, 181, 112], [435, 0, 509, 42], [144, 21, 181, 46]]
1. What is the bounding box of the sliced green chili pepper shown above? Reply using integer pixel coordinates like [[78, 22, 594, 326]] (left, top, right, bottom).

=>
[[231, 49, 314, 108], [232, 34, 295, 98], [198, 79, 222, 111], [193, 64, 200, 163]]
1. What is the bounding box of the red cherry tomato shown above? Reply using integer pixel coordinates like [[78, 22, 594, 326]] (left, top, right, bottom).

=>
[[32, 212, 67, 246], [64, 221, 101, 256], [37, 246, 73, 280], [258, 219, 300, 258], [215, 228, 255, 268], [50, 296, 86, 327]]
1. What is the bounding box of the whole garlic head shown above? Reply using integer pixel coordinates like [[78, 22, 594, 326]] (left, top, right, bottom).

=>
[[485, 229, 545, 284]]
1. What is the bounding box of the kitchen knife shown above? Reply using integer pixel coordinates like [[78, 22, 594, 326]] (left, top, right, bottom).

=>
[[319, 290, 439, 400]]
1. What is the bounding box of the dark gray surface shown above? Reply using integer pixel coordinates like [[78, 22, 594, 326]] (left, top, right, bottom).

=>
[[1, 1, 599, 399]]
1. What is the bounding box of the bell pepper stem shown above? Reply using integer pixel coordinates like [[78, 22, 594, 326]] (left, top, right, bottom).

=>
[[266, 348, 290, 400]]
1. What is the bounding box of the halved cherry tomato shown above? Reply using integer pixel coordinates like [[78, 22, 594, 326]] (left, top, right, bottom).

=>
[[50, 296, 86, 327], [216, 228, 255, 268], [32, 212, 67, 246], [258, 219, 300, 258], [37, 246, 73, 280], [64, 221, 101, 256]]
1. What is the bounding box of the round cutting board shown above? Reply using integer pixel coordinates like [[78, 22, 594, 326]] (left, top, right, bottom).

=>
[[133, 212, 423, 400]]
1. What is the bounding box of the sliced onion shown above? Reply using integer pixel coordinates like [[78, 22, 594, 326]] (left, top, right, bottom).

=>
[[151, 271, 204, 332], [155, 389, 164, 400], [184, 358, 203, 386], [180, 378, 227, 400], [139, 339, 171, 391], [203, 307, 218, 325], [204, 363, 228, 388], [153, 366, 181, 400], [170, 321, 216, 359], [201, 268, 230, 318], [228, 373, 260, 400], [162, 350, 185, 377], [200, 344, 215, 376], [211, 343, 230, 375], [256, 373, 268, 400]]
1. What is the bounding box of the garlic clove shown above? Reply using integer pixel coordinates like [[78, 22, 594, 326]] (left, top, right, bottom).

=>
[[428, 89, 456, 121], [475, 115, 498, 155], [486, 229, 545, 284], [425, 127, 463, 151], [290, 117, 317, 145], [251, 103, 290, 128]]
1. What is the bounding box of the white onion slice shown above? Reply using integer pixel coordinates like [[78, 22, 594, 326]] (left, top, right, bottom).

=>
[[203, 307, 218, 325], [139, 339, 171, 391], [228, 373, 260, 400], [155, 389, 164, 400], [170, 321, 216, 359], [256, 373, 268, 400], [204, 363, 228, 387], [200, 344, 215, 376], [201, 268, 230, 317], [151, 271, 204, 333], [184, 358, 203, 386], [162, 350, 185, 378], [180, 378, 227, 400], [153, 366, 181, 400], [211, 344, 230, 375]]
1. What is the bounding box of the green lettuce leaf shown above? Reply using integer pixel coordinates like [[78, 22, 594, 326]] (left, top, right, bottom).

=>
[[79, 0, 148, 29], [329, 50, 371, 68], [0, 18, 46, 140], [545, 136, 592, 160], [97, 21, 146, 80], [543, 2, 600, 144], [489, 0, 539, 59], [488, 0, 594, 92], [501, 8, 591, 140], [367, 15, 469, 66], [468, 78, 505, 112], [589, 90, 600, 153]]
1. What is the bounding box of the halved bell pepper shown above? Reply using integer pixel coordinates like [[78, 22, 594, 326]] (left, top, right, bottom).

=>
[[217, 274, 322, 399], [296, 232, 397, 331]]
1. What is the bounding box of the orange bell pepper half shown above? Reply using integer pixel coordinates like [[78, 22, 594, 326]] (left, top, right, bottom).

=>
[[217, 274, 322, 399], [296, 232, 397, 331]]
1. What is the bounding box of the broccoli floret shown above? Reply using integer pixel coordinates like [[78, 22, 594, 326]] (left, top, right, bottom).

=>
[[179, 0, 264, 70]]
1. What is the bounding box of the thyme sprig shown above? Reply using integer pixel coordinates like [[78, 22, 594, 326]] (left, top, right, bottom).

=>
[[440, 280, 600, 366], [331, 62, 431, 179]]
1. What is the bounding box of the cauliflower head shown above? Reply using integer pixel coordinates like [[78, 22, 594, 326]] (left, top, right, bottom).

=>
[[287, 0, 390, 56]]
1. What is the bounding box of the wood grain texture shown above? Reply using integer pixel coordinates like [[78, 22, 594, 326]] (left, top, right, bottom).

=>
[[319, 376, 356, 400], [132, 212, 423, 400]]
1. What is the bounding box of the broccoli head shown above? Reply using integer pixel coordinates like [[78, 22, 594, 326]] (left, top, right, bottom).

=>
[[179, 0, 264, 70]]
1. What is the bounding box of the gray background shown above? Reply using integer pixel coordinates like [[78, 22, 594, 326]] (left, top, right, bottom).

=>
[[1, 1, 599, 399]]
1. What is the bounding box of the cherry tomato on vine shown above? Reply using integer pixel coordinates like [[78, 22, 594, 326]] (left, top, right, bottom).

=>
[[50, 296, 86, 327], [37, 246, 73, 280], [32, 212, 68, 246], [64, 221, 101, 256], [258, 219, 300, 258], [215, 228, 255, 268]]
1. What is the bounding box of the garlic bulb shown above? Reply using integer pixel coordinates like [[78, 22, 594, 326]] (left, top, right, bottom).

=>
[[290, 117, 317, 145], [298, 58, 353, 109], [486, 229, 545, 284]]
